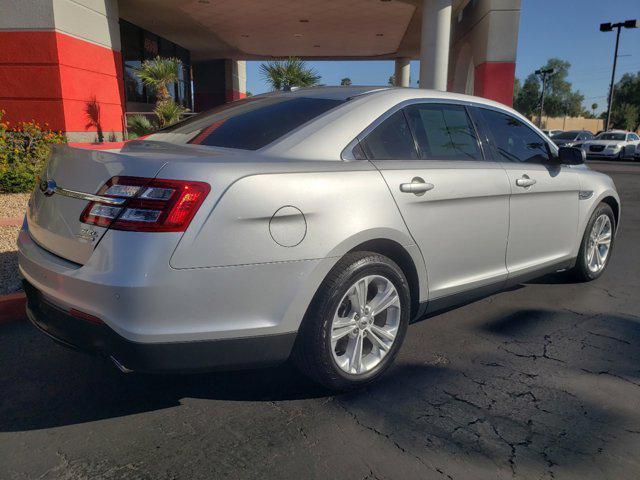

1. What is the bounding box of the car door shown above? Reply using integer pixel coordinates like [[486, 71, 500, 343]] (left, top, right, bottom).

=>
[[360, 102, 511, 301], [472, 107, 580, 280]]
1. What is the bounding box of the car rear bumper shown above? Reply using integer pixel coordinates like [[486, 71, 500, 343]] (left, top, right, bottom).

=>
[[24, 280, 297, 372]]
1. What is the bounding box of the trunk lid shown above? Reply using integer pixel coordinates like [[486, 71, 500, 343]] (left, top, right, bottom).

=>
[[27, 144, 168, 264]]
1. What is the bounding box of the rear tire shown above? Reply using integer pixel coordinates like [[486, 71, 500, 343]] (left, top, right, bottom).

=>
[[572, 203, 616, 282], [293, 252, 410, 390]]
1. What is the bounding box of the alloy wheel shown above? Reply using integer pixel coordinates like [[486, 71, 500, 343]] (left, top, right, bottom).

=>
[[330, 275, 401, 375], [586, 214, 612, 273]]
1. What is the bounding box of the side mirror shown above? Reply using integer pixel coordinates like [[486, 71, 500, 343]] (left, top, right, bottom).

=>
[[558, 146, 585, 165]]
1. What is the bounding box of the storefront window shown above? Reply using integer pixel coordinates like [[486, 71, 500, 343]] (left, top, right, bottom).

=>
[[119, 20, 192, 109]]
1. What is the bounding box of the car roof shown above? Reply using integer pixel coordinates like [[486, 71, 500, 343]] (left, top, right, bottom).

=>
[[263, 85, 512, 109]]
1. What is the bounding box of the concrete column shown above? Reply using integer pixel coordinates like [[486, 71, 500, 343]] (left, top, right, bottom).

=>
[[394, 58, 411, 87], [419, 0, 452, 90], [0, 0, 124, 142], [449, 0, 521, 106], [225, 59, 247, 101]]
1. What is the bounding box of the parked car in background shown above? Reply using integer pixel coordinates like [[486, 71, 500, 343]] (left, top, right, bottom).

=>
[[581, 130, 640, 160], [18, 87, 621, 390], [635, 143, 640, 161], [542, 129, 563, 138], [552, 130, 594, 148]]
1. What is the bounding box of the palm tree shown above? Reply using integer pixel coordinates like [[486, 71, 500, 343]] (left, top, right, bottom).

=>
[[135, 56, 181, 105], [340, 77, 352, 86], [259, 57, 320, 91]]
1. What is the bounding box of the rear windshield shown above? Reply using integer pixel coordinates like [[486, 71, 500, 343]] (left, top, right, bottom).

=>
[[142, 96, 345, 150]]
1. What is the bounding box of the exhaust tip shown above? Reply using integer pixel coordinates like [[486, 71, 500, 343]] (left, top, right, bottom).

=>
[[110, 356, 133, 373]]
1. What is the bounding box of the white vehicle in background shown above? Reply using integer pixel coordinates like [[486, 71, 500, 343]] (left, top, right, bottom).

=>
[[582, 130, 640, 160]]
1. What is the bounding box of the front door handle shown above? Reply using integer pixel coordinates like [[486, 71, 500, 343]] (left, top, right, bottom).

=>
[[515, 175, 537, 188], [400, 177, 434, 196]]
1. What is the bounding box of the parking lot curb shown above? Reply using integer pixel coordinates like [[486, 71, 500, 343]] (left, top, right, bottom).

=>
[[0, 292, 26, 324]]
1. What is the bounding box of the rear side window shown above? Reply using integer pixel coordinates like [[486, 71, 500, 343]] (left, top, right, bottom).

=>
[[361, 110, 418, 160], [478, 108, 550, 164], [405, 103, 482, 160], [144, 96, 345, 150]]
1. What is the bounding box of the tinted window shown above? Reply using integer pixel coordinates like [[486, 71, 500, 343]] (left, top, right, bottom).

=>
[[596, 133, 625, 141], [361, 110, 418, 160], [554, 131, 580, 140], [479, 108, 550, 163], [145, 96, 345, 150], [629, 134, 639, 141], [405, 104, 481, 160]]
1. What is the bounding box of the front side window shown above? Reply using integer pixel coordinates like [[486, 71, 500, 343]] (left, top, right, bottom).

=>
[[478, 108, 550, 164], [360, 110, 418, 160], [629, 134, 639, 141], [405, 104, 482, 160], [144, 96, 345, 150]]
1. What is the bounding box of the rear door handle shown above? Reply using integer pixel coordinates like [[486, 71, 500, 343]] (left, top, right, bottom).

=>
[[400, 177, 434, 196], [515, 175, 537, 188]]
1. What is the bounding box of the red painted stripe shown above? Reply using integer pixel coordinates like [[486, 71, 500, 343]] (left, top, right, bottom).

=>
[[474, 62, 516, 107], [0, 292, 26, 324], [0, 217, 23, 227], [0, 30, 125, 133]]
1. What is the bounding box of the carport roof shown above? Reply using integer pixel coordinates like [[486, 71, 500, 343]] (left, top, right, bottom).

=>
[[118, 0, 468, 61]]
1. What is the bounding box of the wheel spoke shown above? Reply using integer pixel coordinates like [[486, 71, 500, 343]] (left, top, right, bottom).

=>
[[350, 278, 369, 311], [370, 324, 396, 343], [367, 327, 390, 352], [369, 286, 399, 316], [332, 323, 355, 343], [348, 332, 364, 373], [595, 245, 603, 268]]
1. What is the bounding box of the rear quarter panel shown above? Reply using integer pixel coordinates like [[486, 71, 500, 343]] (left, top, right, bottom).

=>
[[169, 166, 417, 268]]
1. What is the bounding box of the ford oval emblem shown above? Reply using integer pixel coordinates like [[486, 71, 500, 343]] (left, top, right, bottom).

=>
[[40, 179, 57, 197]]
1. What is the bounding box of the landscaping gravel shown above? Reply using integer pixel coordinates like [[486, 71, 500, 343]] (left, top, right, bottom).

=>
[[0, 193, 29, 219], [0, 193, 29, 295]]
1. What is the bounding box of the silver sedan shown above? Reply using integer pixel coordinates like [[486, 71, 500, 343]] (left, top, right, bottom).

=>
[[19, 87, 620, 389]]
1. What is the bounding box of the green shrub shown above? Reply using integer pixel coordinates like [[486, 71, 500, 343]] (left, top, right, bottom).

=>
[[127, 114, 155, 139], [0, 110, 66, 193]]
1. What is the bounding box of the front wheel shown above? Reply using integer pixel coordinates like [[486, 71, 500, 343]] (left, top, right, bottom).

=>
[[293, 252, 410, 390], [572, 203, 616, 281]]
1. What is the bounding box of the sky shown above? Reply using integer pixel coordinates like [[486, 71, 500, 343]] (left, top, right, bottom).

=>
[[245, 0, 640, 114]]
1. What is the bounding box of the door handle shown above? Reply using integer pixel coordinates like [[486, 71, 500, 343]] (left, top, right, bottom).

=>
[[400, 177, 434, 196], [515, 175, 537, 188]]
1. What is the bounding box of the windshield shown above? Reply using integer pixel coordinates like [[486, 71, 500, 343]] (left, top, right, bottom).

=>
[[554, 131, 579, 140], [143, 96, 346, 150], [596, 133, 626, 141]]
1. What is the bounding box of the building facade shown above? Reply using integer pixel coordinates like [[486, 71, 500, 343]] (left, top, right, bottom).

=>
[[0, 0, 520, 142]]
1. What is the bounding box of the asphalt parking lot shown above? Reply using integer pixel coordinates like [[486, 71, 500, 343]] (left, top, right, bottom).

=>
[[1, 160, 639, 480]]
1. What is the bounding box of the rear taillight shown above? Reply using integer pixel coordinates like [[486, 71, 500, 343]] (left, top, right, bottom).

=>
[[80, 176, 210, 232]]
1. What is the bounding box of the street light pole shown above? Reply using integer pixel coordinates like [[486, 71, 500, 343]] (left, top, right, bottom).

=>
[[535, 67, 555, 127], [600, 19, 639, 131]]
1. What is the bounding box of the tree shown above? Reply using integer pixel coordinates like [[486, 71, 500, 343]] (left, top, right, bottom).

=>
[[134, 56, 187, 130], [610, 72, 640, 131], [611, 103, 639, 131], [538, 58, 584, 117], [513, 74, 540, 117], [340, 77, 352, 86], [513, 58, 585, 118], [259, 57, 320, 91], [135, 56, 181, 105], [388, 74, 395, 86]]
